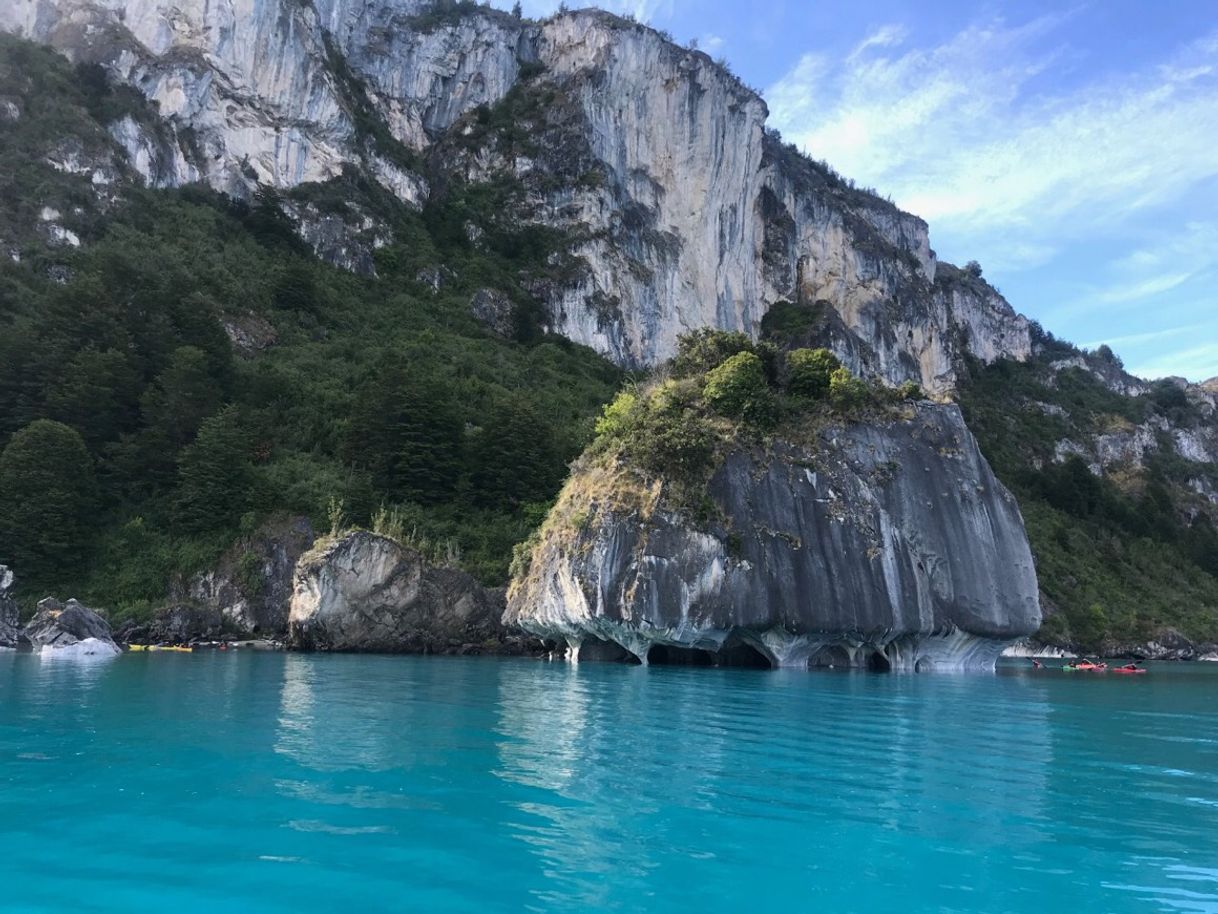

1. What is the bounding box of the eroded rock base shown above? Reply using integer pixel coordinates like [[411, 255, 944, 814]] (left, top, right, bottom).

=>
[[548, 623, 1013, 673]]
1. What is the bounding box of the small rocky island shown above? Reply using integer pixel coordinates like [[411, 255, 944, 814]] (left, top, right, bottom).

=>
[[507, 335, 1042, 671]]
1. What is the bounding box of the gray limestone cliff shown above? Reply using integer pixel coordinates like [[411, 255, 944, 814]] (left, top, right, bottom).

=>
[[1, 0, 1029, 393], [118, 515, 316, 644], [0, 566, 19, 648], [288, 530, 535, 654], [507, 403, 1041, 671]]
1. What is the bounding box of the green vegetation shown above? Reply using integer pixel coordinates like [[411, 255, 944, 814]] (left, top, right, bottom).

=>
[[786, 346, 839, 399], [703, 351, 775, 425], [959, 354, 1218, 649], [0, 40, 622, 619], [590, 331, 904, 501], [0, 420, 97, 580]]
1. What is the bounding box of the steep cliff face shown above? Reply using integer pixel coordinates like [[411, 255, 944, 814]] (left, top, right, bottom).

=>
[[0, 566, 18, 648], [507, 402, 1041, 671], [178, 514, 316, 636], [1, 0, 1029, 392]]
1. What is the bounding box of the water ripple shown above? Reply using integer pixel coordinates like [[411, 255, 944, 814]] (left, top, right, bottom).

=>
[[1, 653, 1217, 912]]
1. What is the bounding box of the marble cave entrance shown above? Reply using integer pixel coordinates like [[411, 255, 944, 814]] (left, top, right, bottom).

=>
[[867, 651, 892, 673], [646, 642, 772, 669], [809, 645, 852, 670]]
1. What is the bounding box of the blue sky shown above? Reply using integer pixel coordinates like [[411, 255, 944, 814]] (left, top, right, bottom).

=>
[[497, 1, 1218, 381]]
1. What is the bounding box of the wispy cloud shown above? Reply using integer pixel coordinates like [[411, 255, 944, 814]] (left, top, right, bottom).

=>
[[847, 25, 908, 62], [1131, 343, 1218, 382], [498, 0, 674, 21], [1057, 222, 1218, 316], [1081, 323, 1203, 351], [765, 20, 1218, 258]]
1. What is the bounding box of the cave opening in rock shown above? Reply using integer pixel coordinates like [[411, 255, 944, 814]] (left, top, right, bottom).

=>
[[646, 644, 715, 666], [578, 638, 640, 664], [715, 640, 772, 669], [867, 651, 892, 673], [810, 645, 852, 670]]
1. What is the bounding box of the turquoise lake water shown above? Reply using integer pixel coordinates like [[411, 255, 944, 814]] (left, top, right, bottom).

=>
[[2, 653, 1217, 913]]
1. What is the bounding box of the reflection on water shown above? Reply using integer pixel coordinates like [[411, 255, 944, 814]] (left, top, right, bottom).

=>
[[1, 652, 1216, 913], [489, 666, 1061, 911]]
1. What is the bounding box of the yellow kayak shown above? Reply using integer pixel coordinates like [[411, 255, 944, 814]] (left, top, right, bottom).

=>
[[127, 644, 150, 652], [128, 644, 193, 653]]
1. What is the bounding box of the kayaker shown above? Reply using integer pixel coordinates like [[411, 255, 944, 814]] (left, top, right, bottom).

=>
[[1119, 662, 1139, 671], [1031, 659, 1043, 669]]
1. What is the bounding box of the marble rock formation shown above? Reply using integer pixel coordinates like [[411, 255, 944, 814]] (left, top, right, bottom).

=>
[[288, 531, 530, 654], [507, 403, 1041, 671], [22, 597, 121, 657]]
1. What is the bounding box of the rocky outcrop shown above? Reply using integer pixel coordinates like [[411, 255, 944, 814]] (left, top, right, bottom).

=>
[[220, 312, 279, 357], [288, 531, 535, 654], [280, 199, 391, 276], [469, 288, 514, 337], [507, 403, 1041, 671], [112, 515, 315, 645], [1, 1, 1031, 392], [185, 515, 315, 637], [144, 515, 316, 644], [0, 565, 19, 648], [22, 597, 120, 656], [1103, 629, 1217, 662]]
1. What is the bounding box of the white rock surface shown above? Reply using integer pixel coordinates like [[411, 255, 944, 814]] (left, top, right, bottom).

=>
[[1, 0, 1032, 391], [40, 637, 121, 658]]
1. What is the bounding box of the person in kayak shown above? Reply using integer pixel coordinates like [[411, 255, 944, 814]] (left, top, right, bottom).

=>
[[1031, 659, 1043, 669], [1119, 662, 1139, 671]]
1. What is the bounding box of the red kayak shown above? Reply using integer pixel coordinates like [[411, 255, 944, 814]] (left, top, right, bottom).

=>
[[1112, 667, 1147, 675]]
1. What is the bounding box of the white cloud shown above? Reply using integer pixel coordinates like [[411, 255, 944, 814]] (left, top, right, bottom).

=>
[[1131, 343, 1218, 382], [847, 25, 908, 62], [1056, 222, 1218, 317], [1095, 272, 1194, 305], [765, 19, 1218, 262], [1082, 323, 1203, 351], [495, 0, 673, 21]]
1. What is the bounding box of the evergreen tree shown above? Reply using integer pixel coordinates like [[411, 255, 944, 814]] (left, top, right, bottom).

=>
[[346, 364, 464, 505], [174, 407, 252, 532], [470, 396, 561, 507], [141, 345, 223, 450], [44, 346, 140, 446], [0, 420, 97, 579]]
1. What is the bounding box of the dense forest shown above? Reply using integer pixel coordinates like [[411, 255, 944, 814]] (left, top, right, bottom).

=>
[[0, 36, 622, 617]]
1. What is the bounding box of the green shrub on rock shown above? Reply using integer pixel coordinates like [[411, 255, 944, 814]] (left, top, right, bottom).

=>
[[704, 351, 775, 425], [671, 329, 756, 378], [828, 367, 870, 412], [594, 391, 640, 440], [786, 347, 841, 399]]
